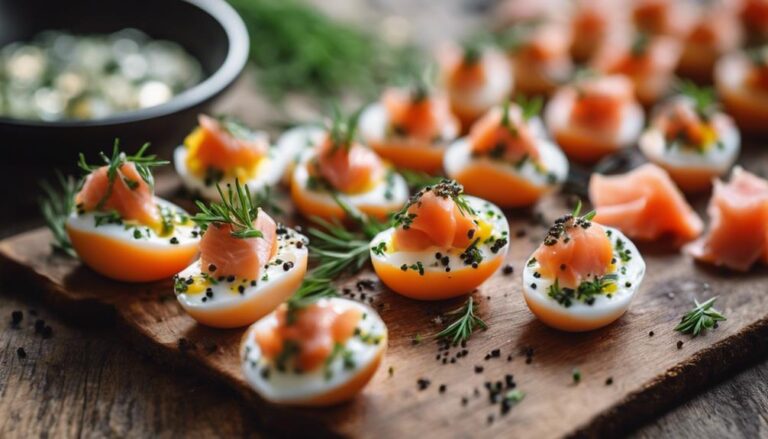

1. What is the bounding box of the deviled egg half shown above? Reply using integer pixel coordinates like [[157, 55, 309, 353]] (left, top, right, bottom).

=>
[[175, 182, 308, 328], [715, 45, 768, 136], [174, 115, 297, 200], [639, 85, 740, 192], [502, 21, 574, 96], [370, 180, 510, 300], [241, 297, 387, 406], [67, 144, 199, 282], [522, 204, 646, 332], [438, 42, 514, 130], [546, 75, 644, 164], [291, 113, 409, 223], [444, 99, 568, 208], [359, 84, 460, 174]]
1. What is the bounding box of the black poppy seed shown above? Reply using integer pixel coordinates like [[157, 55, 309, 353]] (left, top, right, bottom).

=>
[[169, 237, 179, 245], [206, 290, 213, 298], [34, 319, 45, 334], [400, 264, 408, 271], [439, 384, 447, 393], [649, 331, 655, 337], [296, 241, 304, 249], [677, 340, 684, 349], [11, 310, 22, 326], [42, 326, 53, 339], [467, 229, 475, 239], [530, 283, 537, 289], [461, 397, 468, 406], [475, 365, 484, 373], [445, 267, 451, 272], [251, 280, 257, 287], [435, 252, 442, 260], [533, 271, 541, 278], [283, 261, 294, 271], [226, 275, 235, 282], [185, 277, 194, 285], [487, 414, 494, 425], [472, 262, 479, 269], [238, 285, 245, 294], [507, 354, 513, 362], [605, 377, 613, 386], [417, 378, 431, 390], [450, 358, 456, 364], [208, 264, 217, 272], [17, 347, 26, 358], [202, 297, 208, 302]]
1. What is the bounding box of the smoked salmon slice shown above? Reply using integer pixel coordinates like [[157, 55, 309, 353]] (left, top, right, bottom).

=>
[[469, 105, 540, 162], [569, 76, 634, 131], [255, 302, 362, 372], [315, 136, 385, 194], [393, 187, 477, 251], [76, 162, 160, 227], [383, 88, 453, 141], [199, 208, 277, 280], [194, 115, 267, 171], [532, 214, 614, 289], [685, 167, 768, 271], [589, 163, 704, 245]]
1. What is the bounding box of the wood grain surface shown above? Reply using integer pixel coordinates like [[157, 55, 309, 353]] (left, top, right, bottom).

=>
[[2, 173, 768, 437]]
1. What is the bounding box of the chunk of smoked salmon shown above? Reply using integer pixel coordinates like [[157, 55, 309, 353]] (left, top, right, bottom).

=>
[[533, 222, 614, 289], [469, 105, 540, 162], [315, 137, 385, 194], [393, 191, 477, 251], [76, 163, 160, 227], [194, 115, 267, 171]]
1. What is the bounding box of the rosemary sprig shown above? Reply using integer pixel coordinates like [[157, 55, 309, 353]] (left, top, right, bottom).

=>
[[328, 106, 363, 151], [674, 297, 726, 337], [38, 172, 78, 256], [192, 180, 264, 239], [78, 140, 167, 194], [251, 185, 284, 217], [434, 296, 488, 345], [285, 275, 338, 323]]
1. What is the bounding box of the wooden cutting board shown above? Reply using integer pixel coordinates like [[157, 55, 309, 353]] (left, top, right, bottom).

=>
[[2, 171, 768, 438]]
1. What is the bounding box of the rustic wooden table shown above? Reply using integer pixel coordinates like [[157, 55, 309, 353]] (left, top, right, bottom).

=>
[[1, 1, 767, 437]]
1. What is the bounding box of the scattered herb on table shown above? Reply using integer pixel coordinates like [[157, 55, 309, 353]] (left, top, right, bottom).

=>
[[39, 171, 78, 256], [674, 297, 726, 337], [434, 296, 488, 346]]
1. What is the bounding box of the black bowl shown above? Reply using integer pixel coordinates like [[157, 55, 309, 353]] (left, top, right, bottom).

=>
[[0, 0, 249, 161]]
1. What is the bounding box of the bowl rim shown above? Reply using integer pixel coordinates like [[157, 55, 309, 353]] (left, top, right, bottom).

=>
[[0, 0, 250, 128]]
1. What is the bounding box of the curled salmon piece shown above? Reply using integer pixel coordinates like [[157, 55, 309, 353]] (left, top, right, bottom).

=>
[[393, 187, 477, 251], [193, 114, 268, 172], [632, 0, 695, 37], [314, 135, 386, 194], [685, 167, 768, 271], [532, 217, 614, 289], [589, 164, 703, 245], [469, 105, 540, 162], [678, 4, 743, 83], [255, 302, 362, 372], [76, 162, 160, 228], [569, 0, 625, 61], [508, 22, 573, 96], [383, 88, 455, 142], [199, 208, 277, 280]]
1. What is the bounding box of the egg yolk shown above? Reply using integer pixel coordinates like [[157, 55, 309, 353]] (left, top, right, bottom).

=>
[[532, 216, 614, 289], [255, 302, 362, 372], [76, 162, 161, 231], [185, 114, 268, 181], [655, 102, 718, 151], [311, 136, 386, 194]]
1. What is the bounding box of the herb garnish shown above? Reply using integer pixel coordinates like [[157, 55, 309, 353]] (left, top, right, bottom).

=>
[[192, 179, 264, 239], [547, 273, 618, 307], [434, 296, 488, 345], [543, 200, 596, 246], [78, 140, 167, 209], [38, 172, 78, 256], [676, 80, 718, 121], [393, 179, 475, 229], [674, 297, 726, 337]]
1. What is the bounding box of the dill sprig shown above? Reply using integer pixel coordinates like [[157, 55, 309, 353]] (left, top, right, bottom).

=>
[[674, 297, 726, 337], [192, 180, 264, 239], [676, 80, 718, 121], [328, 106, 363, 151], [434, 296, 488, 345], [285, 275, 338, 323], [516, 95, 544, 121], [307, 195, 386, 280], [38, 172, 78, 256]]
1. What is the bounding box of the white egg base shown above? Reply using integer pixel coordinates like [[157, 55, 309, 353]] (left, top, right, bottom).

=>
[[369, 196, 510, 272], [639, 115, 740, 174], [175, 228, 308, 311], [173, 137, 293, 201], [545, 90, 645, 148], [275, 125, 326, 162], [522, 226, 646, 323], [66, 197, 199, 249], [443, 136, 569, 189], [359, 102, 460, 147], [241, 298, 387, 403], [292, 150, 410, 211]]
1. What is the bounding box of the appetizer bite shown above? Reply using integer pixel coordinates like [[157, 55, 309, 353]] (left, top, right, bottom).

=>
[[715, 46, 768, 136], [740, 0, 768, 44], [631, 0, 695, 37], [523, 202, 646, 332], [591, 32, 681, 106], [369, 180, 509, 300], [685, 167, 768, 271], [677, 3, 743, 83], [589, 163, 704, 246], [502, 22, 574, 96], [292, 112, 409, 222], [174, 115, 294, 200], [175, 181, 308, 328], [359, 82, 460, 174], [545, 75, 644, 164], [438, 42, 514, 130], [241, 297, 387, 406], [67, 144, 199, 282], [568, 0, 625, 62], [275, 124, 326, 185], [444, 99, 568, 207], [639, 83, 740, 192]]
